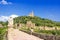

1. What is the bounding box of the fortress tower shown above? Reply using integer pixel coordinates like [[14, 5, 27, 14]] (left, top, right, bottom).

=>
[[8, 17, 13, 28], [28, 11, 34, 17]]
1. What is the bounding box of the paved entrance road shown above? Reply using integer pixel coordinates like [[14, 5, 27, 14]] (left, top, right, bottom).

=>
[[8, 28, 44, 40]]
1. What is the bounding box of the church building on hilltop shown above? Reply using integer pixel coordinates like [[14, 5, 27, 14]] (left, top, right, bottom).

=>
[[28, 11, 34, 17]]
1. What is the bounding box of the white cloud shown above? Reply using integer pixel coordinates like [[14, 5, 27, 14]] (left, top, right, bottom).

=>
[[0, 14, 18, 22], [10, 15, 18, 18], [0, 16, 8, 22], [0, 0, 12, 5]]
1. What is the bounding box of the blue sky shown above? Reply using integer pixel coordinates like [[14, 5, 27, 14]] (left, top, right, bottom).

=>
[[0, 0, 60, 21]]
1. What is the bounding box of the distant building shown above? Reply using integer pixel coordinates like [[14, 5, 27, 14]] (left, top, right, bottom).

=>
[[28, 11, 34, 17]]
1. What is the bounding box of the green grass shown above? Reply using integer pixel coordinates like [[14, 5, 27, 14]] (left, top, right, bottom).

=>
[[19, 26, 30, 32], [19, 26, 60, 35], [0, 27, 7, 40]]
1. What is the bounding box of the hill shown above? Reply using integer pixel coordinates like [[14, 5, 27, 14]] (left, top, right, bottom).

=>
[[14, 16, 60, 27]]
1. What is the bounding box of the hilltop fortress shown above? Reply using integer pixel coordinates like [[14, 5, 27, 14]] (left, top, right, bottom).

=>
[[7, 11, 60, 30]]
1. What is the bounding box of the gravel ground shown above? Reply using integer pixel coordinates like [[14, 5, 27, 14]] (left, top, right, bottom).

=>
[[8, 28, 44, 40]]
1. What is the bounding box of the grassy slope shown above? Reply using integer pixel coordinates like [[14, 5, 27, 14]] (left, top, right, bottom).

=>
[[14, 16, 60, 27]]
